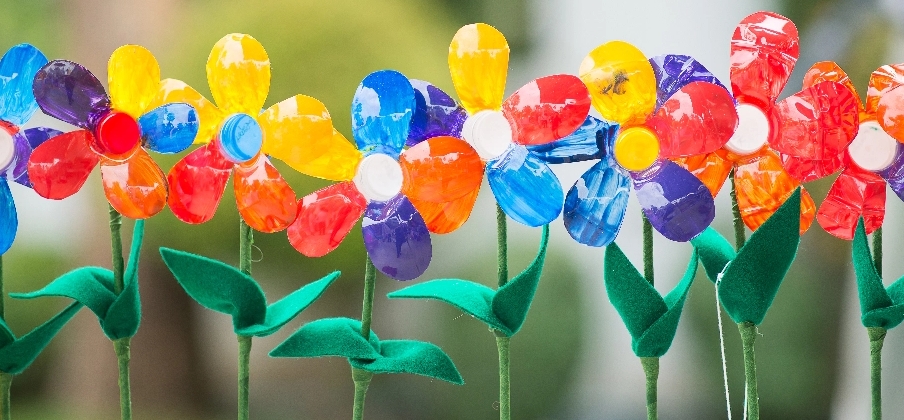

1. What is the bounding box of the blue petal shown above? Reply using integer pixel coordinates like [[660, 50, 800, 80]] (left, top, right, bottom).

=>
[[351, 70, 414, 159], [487, 146, 564, 227], [0, 178, 17, 255], [139, 103, 199, 154], [527, 116, 617, 164], [0, 44, 48, 125], [631, 160, 715, 242], [648, 55, 729, 111], [563, 160, 631, 247]]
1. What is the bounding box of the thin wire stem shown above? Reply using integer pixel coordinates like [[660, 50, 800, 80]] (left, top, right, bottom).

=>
[[496, 203, 510, 420], [497, 204, 508, 288], [642, 213, 654, 285]]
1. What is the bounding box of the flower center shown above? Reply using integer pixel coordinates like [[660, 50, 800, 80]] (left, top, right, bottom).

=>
[[217, 113, 263, 164], [461, 110, 513, 161], [353, 153, 403, 202], [94, 111, 140, 157], [849, 121, 898, 171], [613, 126, 659, 171], [0, 128, 15, 172], [724, 104, 769, 156]]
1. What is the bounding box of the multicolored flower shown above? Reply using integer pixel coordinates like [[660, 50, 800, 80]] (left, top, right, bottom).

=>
[[28, 45, 198, 219]]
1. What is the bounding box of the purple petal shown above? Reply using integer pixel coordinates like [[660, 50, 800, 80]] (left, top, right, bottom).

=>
[[649, 55, 729, 111], [407, 80, 467, 147], [11, 127, 62, 187], [32, 60, 110, 129], [631, 159, 715, 242], [362, 194, 432, 281], [879, 143, 904, 201]]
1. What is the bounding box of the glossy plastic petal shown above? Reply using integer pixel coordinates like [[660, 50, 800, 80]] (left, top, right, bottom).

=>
[[288, 182, 367, 257], [28, 130, 99, 199], [780, 152, 844, 182], [487, 146, 564, 227], [878, 145, 904, 202], [408, 187, 479, 234], [400, 136, 483, 203], [149, 79, 224, 144], [0, 178, 16, 255], [502, 75, 591, 146], [877, 86, 904, 142], [294, 130, 363, 182], [362, 194, 432, 281], [733, 149, 815, 233], [729, 11, 799, 108], [138, 103, 199, 154], [108, 45, 160, 119], [579, 41, 657, 126], [408, 80, 467, 146], [772, 81, 859, 159], [100, 148, 167, 219], [448, 23, 509, 114], [167, 142, 233, 224], [631, 160, 714, 242], [562, 160, 630, 246], [351, 70, 414, 158], [816, 165, 885, 240], [0, 44, 47, 125], [803, 61, 863, 114], [647, 81, 737, 158], [207, 34, 270, 115], [233, 154, 297, 233], [866, 64, 904, 119], [649, 54, 727, 110], [32, 60, 110, 128], [672, 150, 733, 197], [13, 127, 62, 187], [527, 116, 616, 164]]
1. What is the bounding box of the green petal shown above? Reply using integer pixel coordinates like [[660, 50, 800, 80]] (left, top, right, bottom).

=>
[[491, 224, 550, 336], [0, 303, 82, 374], [236, 272, 340, 337], [269, 317, 380, 360], [632, 251, 698, 357], [690, 227, 735, 283], [387, 279, 508, 334], [603, 242, 667, 340], [351, 339, 464, 385]]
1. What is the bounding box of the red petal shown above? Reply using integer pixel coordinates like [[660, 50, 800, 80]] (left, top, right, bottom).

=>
[[27, 130, 99, 199], [502, 74, 591, 146], [648, 81, 737, 158], [779, 152, 845, 182], [287, 182, 366, 257], [100, 148, 167, 219], [816, 165, 885, 240], [866, 64, 904, 119], [730, 11, 799, 108], [803, 61, 864, 115], [877, 86, 904, 143], [167, 142, 233, 224], [771, 81, 859, 160], [409, 186, 480, 234], [233, 154, 297, 233], [400, 136, 483, 203]]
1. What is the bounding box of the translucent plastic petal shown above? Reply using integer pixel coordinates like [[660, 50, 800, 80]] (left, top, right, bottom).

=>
[[448, 23, 509, 114], [233, 154, 297, 233], [362, 194, 432, 281], [779, 152, 844, 182], [729, 11, 799, 108], [149, 79, 224, 144], [400, 136, 483, 203], [293, 130, 363, 182], [527, 116, 616, 164], [803, 61, 863, 116], [408, 80, 467, 146], [502, 75, 591, 146], [816, 165, 886, 240], [33, 60, 110, 128], [486, 145, 564, 227], [562, 160, 630, 247], [0, 178, 17, 255], [408, 187, 479, 234], [878, 144, 904, 201], [649, 54, 727, 111], [288, 182, 367, 257], [671, 149, 733, 197], [647, 81, 737, 158], [100, 148, 167, 219], [13, 127, 62, 187], [772, 81, 859, 159], [631, 159, 714, 242], [579, 41, 657, 126], [733, 149, 815, 233], [866, 64, 904, 119], [27, 130, 99, 199], [167, 142, 233, 224], [207, 34, 270, 115], [108, 45, 160, 119], [877, 86, 904, 143], [351, 70, 414, 158], [138, 103, 199, 154], [0, 44, 47, 125]]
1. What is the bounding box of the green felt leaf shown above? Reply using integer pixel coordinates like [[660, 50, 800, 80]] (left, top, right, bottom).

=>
[[718, 188, 801, 325], [160, 248, 267, 331], [387, 279, 509, 334], [103, 219, 145, 339], [604, 242, 667, 339], [351, 339, 464, 385], [852, 219, 904, 329], [0, 302, 82, 374], [632, 252, 698, 357], [235, 272, 341, 337], [690, 227, 736, 283], [492, 224, 550, 336], [862, 305, 904, 329], [886, 276, 904, 305], [0, 321, 13, 349], [269, 317, 380, 360]]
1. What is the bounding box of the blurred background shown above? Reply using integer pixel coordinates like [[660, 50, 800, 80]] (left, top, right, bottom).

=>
[[1, 0, 903, 418]]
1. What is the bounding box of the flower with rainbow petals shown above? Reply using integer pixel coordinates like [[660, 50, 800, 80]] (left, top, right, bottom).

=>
[[29, 45, 199, 219]]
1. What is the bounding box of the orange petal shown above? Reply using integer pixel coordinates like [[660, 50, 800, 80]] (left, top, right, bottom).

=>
[[233, 154, 297, 233], [400, 136, 483, 203], [671, 149, 732, 197], [733, 148, 815, 234], [100, 148, 167, 219], [866, 64, 904, 120], [409, 187, 480, 234]]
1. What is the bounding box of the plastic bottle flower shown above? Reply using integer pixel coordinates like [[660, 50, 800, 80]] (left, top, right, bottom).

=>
[[28, 45, 198, 219], [549, 42, 737, 246], [287, 70, 484, 280]]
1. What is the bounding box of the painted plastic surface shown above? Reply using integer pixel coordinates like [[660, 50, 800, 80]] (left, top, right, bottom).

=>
[[138, 103, 199, 154], [673, 150, 734, 197], [218, 113, 262, 163], [351, 70, 414, 158], [14, 127, 62, 187], [648, 81, 737, 158], [288, 182, 367, 257], [33, 60, 110, 128], [100, 148, 167, 219], [94, 111, 140, 156], [409, 188, 479, 234], [878, 86, 904, 142], [233, 155, 297, 233], [0, 44, 47, 126], [0, 178, 16, 255], [28, 130, 100, 199], [631, 159, 715, 242], [867, 64, 904, 123], [729, 11, 799, 108], [108, 45, 160, 119], [528, 116, 616, 164], [501, 74, 591, 146], [817, 165, 886, 240], [733, 149, 815, 233], [167, 142, 233, 224], [579, 41, 657, 126], [150, 79, 224, 144], [486, 145, 564, 227], [207, 33, 270, 115], [781, 152, 845, 182], [649, 54, 727, 110], [563, 160, 630, 246], [771, 81, 859, 160], [408, 80, 466, 146], [362, 194, 432, 281], [399, 135, 483, 203], [449, 23, 509, 114]]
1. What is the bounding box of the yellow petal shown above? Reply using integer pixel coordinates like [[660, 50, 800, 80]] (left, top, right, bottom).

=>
[[148, 79, 225, 144], [207, 33, 270, 115], [579, 41, 656, 125], [108, 45, 161, 119], [449, 23, 509, 114], [301, 130, 363, 181]]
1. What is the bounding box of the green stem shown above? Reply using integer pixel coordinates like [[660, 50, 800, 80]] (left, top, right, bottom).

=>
[[352, 256, 377, 420], [238, 218, 253, 420], [351, 367, 372, 420], [641, 213, 653, 286], [0, 372, 10, 420], [495, 203, 511, 420], [497, 204, 508, 288], [108, 206, 131, 420], [640, 357, 659, 420], [869, 327, 886, 420], [729, 169, 746, 250], [873, 227, 883, 278], [739, 321, 759, 420]]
